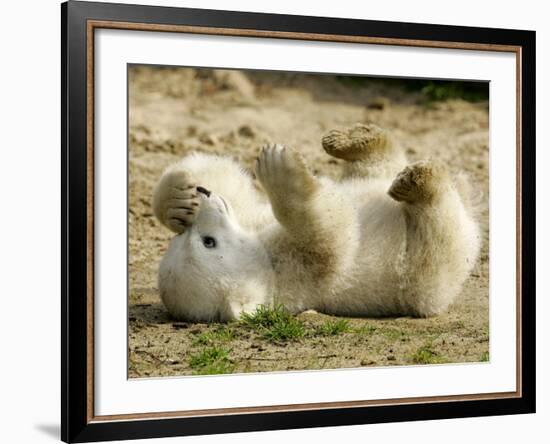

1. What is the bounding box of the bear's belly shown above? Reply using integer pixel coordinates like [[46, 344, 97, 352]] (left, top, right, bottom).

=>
[[319, 196, 408, 316]]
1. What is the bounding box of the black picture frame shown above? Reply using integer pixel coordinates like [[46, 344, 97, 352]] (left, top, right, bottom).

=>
[[61, 1, 536, 442]]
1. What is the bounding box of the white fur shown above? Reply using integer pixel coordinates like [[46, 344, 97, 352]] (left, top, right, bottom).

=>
[[153, 145, 481, 322]]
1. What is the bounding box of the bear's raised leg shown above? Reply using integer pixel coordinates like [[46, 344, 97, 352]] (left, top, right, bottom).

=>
[[153, 153, 263, 233], [388, 160, 481, 316], [256, 144, 358, 279], [322, 123, 406, 180]]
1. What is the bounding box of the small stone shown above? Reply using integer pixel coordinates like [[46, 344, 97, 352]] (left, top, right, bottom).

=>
[[172, 322, 189, 330], [238, 125, 255, 138], [200, 134, 218, 145], [367, 97, 390, 110]]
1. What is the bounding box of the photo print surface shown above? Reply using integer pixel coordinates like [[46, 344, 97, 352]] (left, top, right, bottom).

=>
[[127, 65, 489, 378]]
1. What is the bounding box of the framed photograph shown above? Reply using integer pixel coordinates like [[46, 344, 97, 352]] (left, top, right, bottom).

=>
[[61, 1, 535, 442]]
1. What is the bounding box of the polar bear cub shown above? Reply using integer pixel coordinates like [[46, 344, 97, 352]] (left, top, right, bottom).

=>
[[153, 124, 481, 322]]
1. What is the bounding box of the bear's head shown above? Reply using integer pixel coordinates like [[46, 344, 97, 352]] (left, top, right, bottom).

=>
[[158, 189, 273, 322]]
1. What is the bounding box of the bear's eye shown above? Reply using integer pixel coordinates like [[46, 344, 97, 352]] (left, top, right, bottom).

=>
[[202, 236, 217, 249]]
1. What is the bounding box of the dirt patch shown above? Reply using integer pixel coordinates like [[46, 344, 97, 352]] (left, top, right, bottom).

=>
[[128, 66, 489, 378]]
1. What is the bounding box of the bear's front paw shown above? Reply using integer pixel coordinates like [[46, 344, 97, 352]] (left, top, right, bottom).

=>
[[153, 170, 201, 233], [255, 144, 318, 201]]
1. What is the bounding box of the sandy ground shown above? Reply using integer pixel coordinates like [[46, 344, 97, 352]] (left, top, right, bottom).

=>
[[128, 66, 489, 378]]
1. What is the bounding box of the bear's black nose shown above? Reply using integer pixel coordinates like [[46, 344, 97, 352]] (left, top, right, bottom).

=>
[[196, 186, 211, 197]]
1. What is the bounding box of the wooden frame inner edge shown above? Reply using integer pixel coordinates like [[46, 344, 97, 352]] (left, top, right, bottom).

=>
[[85, 19, 523, 423]]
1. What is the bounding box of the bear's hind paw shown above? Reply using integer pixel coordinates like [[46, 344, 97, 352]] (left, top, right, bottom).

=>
[[322, 123, 390, 162], [388, 160, 449, 204]]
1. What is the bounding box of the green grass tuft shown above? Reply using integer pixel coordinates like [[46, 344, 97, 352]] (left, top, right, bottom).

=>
[[480, 351, 490, 362], [316, 319, 351, 336], [379, 328, 405, 341], [193, 326, 235, 346], [240, 304, 290, 328], [354, 323, 378, 335], [263, 319, 306, 342], [411, 343, 446, 365], [355, 324, 403, 340], [240, 305, 305, 342], [188, 346, 234, 375]]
